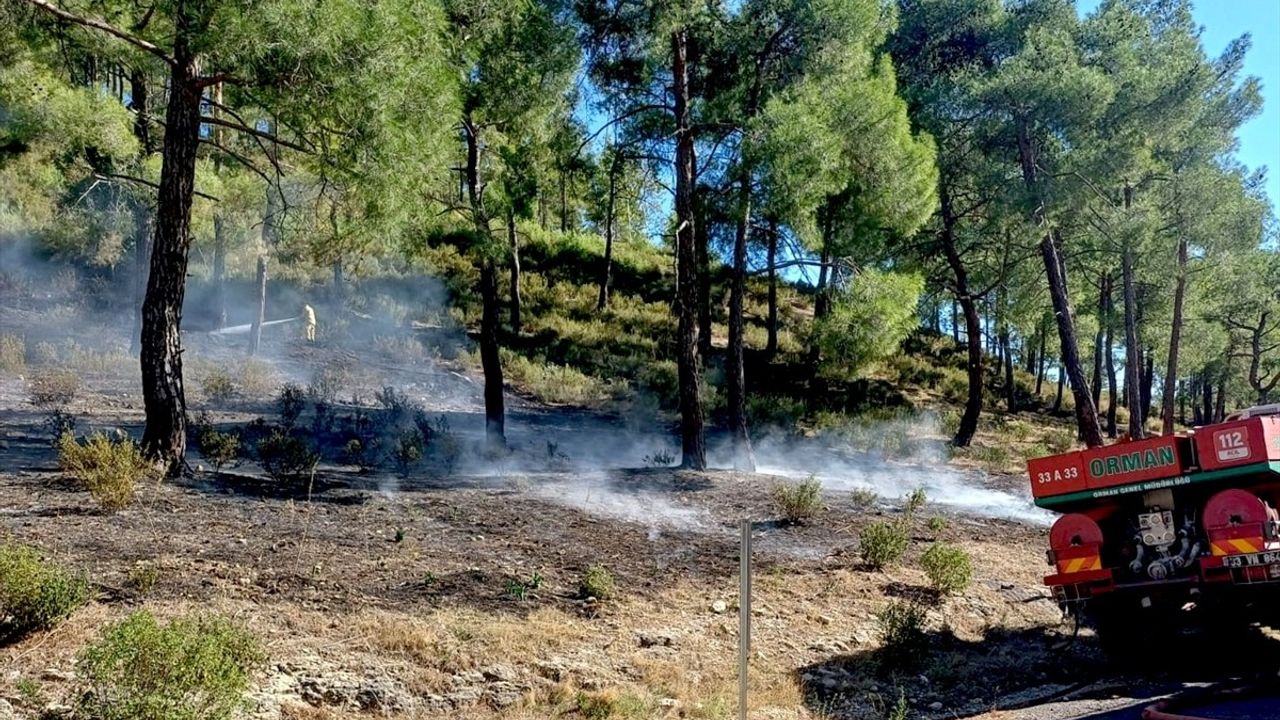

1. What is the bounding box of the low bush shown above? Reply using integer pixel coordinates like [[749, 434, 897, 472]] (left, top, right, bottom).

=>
[[256, 429, 318, 481], [277, 384, 307, 429], [43, 409, 77, 447], [859, 521, 910, 570], [237, 358, 278, 397], [201, 369, 236, 404], [77, 610, 264, 720], [903, 487, 928, 516], [920, 542, 973, 596], [0, 543, 89, 637], [579, 564, 615, 601], [875, 601, 927, 669], [850, 487, 879, 509], [58, 432, 156, 511], [0, 333, 24, 373], [926, 516, 947, 532], [772, 476, 823, 523], [29, 369, 79, 406], [196, 426, 241, 472]]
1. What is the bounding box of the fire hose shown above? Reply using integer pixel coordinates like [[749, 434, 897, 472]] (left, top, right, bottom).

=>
[[1141, 682, 1275, 720]]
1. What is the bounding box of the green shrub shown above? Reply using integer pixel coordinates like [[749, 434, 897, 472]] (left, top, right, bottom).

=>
[[968, 444, 1011, 469], [875, 601, 927, 668], [0, 333, 24, 373], [256, 429, 318, 480], [201, 370, 235, 404], [58, 432, 156, 511], [193, 417, 240, 472], [926, 516, 946, 532], [126, 562, 160, 595], [29, 369, 79, 406], [277, 384, 307, 429], [1046, 428, 1076, 453], [903, 487, 928, 516], [392, 429, 424, 476], [860, 521, 910, 570], [0, 543, 89, 637], [920, 542, 973, 596], [579, 564, 615, 601], [772, 476, 823, 523], [850, 488, 879, 509], [77, 610, 264, 720]]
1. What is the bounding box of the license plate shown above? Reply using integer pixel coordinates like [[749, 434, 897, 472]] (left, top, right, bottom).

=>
[[1223, 551, 1280, 568]]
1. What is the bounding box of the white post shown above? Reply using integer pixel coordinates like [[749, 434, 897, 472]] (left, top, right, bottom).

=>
[[739, 518, 752, 720]]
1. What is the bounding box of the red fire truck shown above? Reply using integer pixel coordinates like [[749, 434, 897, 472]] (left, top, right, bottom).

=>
[[1029, 407, 1280, 632]]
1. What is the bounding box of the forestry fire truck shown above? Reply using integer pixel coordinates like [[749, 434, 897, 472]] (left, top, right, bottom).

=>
[[1029, 406, 1280, 633]]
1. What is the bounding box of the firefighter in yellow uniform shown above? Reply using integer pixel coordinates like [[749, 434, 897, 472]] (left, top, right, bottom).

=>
[[303, 304, 317, 343]]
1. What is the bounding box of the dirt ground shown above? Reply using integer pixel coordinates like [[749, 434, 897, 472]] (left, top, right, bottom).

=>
[[2, 316, 1276, 720]]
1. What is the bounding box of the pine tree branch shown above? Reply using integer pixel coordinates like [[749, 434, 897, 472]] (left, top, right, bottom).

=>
[[21, 0, 175, 66], [94, 172, 220, 201], [199, 115, 312, 154]]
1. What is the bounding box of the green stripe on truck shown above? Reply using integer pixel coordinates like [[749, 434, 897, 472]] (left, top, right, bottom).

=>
[[1033, 461, 1280, 508]]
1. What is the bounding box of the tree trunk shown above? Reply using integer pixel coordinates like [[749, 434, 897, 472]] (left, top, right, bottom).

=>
[[1040, 232, 1103, 446], [332, 258, 344, 304], [1017, 118, 1102, 446], [139, 27, 202, 471], [695, 187, 712, 360], [672, 28, 705, 470], [248, 256, 266, 356], [1120, 186, 1144, 438], [128, 67, 154, 356], [1104, 273, 1117, 437], [940, 185, 982, 447], [1162, 236, 1187, 433], [480, 258, 505, 441], [1036, 320, 1047, 396], [726, 169, 755, 470], [1141, 349, 1154, 426], [463, 116, 505, 446], [765, 218, 778, 357], [806, 213, 832, 411], [508, 208, 521, 334], [1002, 325, 1015, 412], [597, 157, 618, 310], [1202, 373, 1213, 426], [1092, 274, 1106, 411], [1054, 363, 1065, 413], [952, 300, 960, 343]]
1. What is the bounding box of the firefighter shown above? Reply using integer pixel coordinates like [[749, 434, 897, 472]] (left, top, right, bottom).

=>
[[303, 303, 317, 343]]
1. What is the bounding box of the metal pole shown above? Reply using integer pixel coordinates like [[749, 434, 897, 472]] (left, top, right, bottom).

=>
[[739, 518, 752, 720]]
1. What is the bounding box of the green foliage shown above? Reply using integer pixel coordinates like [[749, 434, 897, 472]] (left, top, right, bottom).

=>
[[875, 601, 927, 669], [43, 408, 77, 447], [58, 432, 156, 511], [860, 521, 910, 571], [579, 564, 615, 601], [196, 425, 241, 472], [77, 611, 263, 720], [28, 369, 78, 406], [255, 429, 318, 481], [277, 384, 307, 429], [850, 487, 879, 509], [920, 543, 973, 596], [772, 476, 823, 523], [815, 270, 926, 380], [0, 543, 89, 637], [903, 488, 927, 516], [926, 516, 946, 533], [126, 562, 160, 595], [201, 370, 236, 404]]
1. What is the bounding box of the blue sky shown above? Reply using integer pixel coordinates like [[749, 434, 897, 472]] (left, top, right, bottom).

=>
[[1081, 0, 1280, 214]]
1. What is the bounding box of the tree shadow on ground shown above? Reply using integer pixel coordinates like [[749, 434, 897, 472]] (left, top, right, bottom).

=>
[[796, 617, 1280, 719]]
